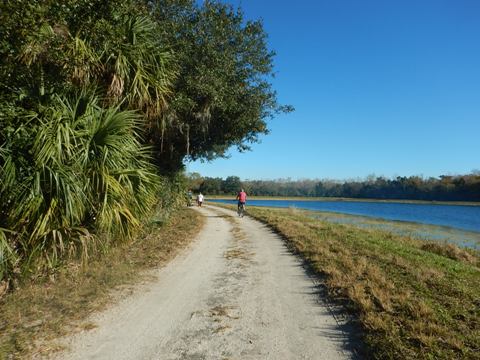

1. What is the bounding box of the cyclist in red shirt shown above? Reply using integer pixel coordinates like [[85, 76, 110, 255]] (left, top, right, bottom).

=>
[[236, 189, 247, 216]]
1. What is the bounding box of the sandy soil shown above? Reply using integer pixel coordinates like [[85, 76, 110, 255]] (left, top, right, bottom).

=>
[[50, 205, 359, 359]]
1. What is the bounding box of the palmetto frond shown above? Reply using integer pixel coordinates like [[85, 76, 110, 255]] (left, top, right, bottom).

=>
[[104, 15, 177, 118], [81, 103, 160, 238], [65, 36, 102, 86], [18, 24, 56, 66], [0, 227, 17, 282], [0, 147, 16, 195], [1, 94, 160, 281]]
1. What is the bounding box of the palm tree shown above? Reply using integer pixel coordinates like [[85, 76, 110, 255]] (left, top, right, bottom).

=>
[[2, 6, 179, 284], [0, 146, 19, 282], [19, 14, 176, 110], [105, 16, 176, 116], [1, 94, 160, 282]]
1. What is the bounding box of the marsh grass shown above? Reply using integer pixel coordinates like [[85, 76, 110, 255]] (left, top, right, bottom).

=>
[[0, 208, 203, 359], [220, 204, 479, 359], [303, 211, 480, 250]]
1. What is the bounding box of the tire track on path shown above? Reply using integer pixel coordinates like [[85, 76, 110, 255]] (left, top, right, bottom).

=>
[[51, 205, 357, 359]]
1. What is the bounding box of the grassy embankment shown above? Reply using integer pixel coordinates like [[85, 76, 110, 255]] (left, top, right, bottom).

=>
[[220, 204, 480, 359], [307, 211, 480, 250], [207, 195, 480, 206], [0, 208, 203, 359]]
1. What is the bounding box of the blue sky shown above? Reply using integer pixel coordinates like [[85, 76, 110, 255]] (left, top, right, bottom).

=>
[[188, 0, 480, 180]]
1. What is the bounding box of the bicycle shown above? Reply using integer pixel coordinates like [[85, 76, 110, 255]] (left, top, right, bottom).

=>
[[237, 203, 246, 217]]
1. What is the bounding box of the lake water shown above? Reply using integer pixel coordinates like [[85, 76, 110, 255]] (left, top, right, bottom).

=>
[[209, 199, 480, 234]]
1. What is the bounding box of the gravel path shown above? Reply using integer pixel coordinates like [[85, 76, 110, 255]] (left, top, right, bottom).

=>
[[52, 205, 358, 359]]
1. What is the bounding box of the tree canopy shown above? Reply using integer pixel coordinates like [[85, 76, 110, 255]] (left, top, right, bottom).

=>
[[149, 0, 292, 170], [1, 0, 289, 171], [0, 0, 290, 284]]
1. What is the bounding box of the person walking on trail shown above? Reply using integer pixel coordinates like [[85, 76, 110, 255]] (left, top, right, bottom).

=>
[[197, 192, 204, 207], [236, 188, 247, 216]]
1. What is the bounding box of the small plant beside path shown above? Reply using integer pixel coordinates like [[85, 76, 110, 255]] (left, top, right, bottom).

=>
[[0, 208, 203, 359]]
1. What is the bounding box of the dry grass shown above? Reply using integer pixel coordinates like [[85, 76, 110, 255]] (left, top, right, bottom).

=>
[[420, 242, 478, 265], [240, 205, 480, 360], [0, 208, 204, 359], [209, 305, 240, 321], [224, 248, 252, 261]]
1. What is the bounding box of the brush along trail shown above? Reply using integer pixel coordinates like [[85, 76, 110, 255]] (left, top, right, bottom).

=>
[[52, 205, 356, 359]]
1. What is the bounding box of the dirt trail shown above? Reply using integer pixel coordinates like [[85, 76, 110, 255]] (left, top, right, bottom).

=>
[[52, 205, 358, 359]]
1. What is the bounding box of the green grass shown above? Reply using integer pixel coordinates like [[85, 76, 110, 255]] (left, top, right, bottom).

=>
[[303, 211, 480, 249], [224, 205, 480, 359], [0, 208, 203, 359]]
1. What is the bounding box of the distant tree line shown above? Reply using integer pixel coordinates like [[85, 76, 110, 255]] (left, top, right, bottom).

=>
[[189, 173, 480, 202]]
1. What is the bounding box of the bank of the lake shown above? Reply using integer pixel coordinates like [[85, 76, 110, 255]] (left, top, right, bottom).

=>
[[216, 204, 480, 359], [311, 210, 480, 249], [207, 195, 480, 207], [208, 199, 480, 241]]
